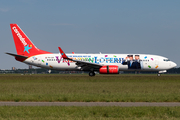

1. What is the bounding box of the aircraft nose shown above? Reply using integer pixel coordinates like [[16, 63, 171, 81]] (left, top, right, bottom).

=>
[[171, 62, 177, 68]]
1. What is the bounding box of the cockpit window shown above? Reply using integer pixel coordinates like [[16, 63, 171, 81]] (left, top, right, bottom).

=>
[[163, 59, 170, 61]]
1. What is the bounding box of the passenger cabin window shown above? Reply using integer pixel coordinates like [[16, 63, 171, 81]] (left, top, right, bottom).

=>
[[143, 60, 148, 61]]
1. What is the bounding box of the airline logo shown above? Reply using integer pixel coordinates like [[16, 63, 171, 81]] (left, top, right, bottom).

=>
[[12, 26, 32, 54], [12, 26, 27, 46], [24, 44, 32, 53]]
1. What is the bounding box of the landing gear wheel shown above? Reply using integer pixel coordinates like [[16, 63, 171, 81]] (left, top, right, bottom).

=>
[[89, 72, 95, 77], [157, 74, 161, 77]]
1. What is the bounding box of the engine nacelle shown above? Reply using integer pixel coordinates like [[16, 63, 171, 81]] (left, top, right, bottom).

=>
[[99, 65, 119, 74]]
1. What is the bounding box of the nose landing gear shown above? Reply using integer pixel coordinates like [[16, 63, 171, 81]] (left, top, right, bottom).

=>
[[157, 73, 161, 76], [157, 70, 166, 76]]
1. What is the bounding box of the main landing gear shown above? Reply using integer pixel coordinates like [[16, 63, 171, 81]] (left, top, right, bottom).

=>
[[89, 71, 95, 77]]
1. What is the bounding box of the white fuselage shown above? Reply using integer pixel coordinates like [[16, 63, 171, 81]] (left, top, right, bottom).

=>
[[8, 24, 177, 75], [23, 53, 177, 72]]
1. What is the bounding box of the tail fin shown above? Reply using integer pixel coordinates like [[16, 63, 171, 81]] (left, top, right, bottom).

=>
[[10, 24, 51, 57]]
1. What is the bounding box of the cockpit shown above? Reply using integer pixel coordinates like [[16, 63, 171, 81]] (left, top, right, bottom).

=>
[[163, 59, 170, 61]]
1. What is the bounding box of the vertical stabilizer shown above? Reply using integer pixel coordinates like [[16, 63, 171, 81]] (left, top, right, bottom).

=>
[[10, 24, 51, 57]]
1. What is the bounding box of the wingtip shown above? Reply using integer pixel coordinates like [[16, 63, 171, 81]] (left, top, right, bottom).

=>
[[5, 52, 12, 55]]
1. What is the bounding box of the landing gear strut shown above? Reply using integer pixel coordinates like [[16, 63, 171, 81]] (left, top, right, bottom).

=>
[[89, 71, 95, 76], [157, 73, 161, 76]]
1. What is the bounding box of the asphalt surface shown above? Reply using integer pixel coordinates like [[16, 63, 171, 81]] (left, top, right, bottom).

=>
[[0, 102, 180, 106]]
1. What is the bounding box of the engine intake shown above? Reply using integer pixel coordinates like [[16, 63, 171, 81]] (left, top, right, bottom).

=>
[[99, 65, 119, 74]]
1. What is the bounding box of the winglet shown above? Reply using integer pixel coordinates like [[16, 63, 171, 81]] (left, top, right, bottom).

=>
[[58, 47, 68, 59]]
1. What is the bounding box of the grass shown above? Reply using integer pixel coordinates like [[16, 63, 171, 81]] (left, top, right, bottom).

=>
[[0, 106, 180, 120], [0, 74, 180, 102]]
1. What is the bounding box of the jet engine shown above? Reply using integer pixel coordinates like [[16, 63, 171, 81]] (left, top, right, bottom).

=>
[[99, 65, 119, 74]]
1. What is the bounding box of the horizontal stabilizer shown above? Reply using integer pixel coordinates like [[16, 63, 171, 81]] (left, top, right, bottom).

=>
[[6, 52, 28, 58], [6, 52, 28, 62]]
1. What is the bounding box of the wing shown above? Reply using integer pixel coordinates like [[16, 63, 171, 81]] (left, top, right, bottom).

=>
[[58, 47, 102, 71]]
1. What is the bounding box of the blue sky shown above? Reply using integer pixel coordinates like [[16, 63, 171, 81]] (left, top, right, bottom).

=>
[[0, 0, 180, 69]]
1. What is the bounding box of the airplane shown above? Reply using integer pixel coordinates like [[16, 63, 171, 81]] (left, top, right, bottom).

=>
[[6, 24, 177, 76]]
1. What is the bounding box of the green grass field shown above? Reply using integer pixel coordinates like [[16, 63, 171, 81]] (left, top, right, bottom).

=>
[[0, 74, 180, 102], [0, 106, 180, 120]]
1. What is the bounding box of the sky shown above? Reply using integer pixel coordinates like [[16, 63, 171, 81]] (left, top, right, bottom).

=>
[[0, 0, 180, 69]]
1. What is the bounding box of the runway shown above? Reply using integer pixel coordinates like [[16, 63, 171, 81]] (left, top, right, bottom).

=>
[[0, 102, 180, 106]]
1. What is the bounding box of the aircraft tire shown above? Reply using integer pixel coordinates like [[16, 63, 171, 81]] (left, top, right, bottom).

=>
[[89, 71, 95, 77], [157, 73, 161, 77]]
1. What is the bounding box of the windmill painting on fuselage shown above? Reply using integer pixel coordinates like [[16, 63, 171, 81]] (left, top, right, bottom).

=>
[[6, 24, 177, 76]]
